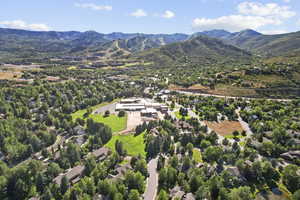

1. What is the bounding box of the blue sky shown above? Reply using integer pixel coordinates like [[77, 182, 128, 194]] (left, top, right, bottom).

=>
[[0, 0, 299, 34]]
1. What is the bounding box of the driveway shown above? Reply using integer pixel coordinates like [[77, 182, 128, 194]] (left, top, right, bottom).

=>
[[144, 158, 158, 200]]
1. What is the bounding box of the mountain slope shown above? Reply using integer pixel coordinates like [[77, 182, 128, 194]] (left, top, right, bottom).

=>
[[229, 31, 300, 56], [0, 28, 189, 59], [196, 29, 300, 57], [191, 30, 232, 40], [136, 35, 252, 65]]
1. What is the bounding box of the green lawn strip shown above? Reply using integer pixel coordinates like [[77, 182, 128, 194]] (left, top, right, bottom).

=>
[[89, 114, 127, 133], [174, 111, 191, 120], [193, 148, 203, 163], [105, 132, 146, 158], [224, 134, 244, 139]]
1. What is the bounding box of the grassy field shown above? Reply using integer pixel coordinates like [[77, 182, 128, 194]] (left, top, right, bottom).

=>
[[89, 114, 127, 133], [193, 148, 203, 163], [71, 99, 127, 133], [105, 132, 146, 158], [175, 111, 191, 120]]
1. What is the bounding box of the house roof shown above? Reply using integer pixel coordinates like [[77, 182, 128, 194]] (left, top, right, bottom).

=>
[[92, 147, 110, 158], [170, 186, 185, 199], [53, 165, 85, 185], [184, 193, 195, 200]]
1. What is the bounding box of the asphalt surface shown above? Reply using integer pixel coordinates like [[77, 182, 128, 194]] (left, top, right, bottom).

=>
[[93, 103, 117, 114], [174, 90, 292, 102], [144, 158, 158, 200]]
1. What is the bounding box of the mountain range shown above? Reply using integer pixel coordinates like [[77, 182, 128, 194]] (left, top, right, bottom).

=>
[[0, 27, 299, 61]]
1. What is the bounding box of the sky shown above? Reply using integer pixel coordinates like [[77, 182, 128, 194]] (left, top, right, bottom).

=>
[[0, 0, 299, 34]]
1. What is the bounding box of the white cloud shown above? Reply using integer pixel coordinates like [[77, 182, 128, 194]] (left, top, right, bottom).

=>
[[162, 10, 175, 19], [237, 2, 295, 19], [130, 9, 147, 18], [74, 3, 112, 11], [192, 15, 281, 32], [0, 20, 50, 31], [192, 1, 296, 32], [260, 29, 288, 35], [283, 0, 290, 3]]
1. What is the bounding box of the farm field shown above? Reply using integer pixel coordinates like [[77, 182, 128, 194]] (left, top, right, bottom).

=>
[[105, 132, 146, 157], [205, 120, 244, 137]]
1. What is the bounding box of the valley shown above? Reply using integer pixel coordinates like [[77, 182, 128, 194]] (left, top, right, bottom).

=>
[[0, 26, 299, 200]]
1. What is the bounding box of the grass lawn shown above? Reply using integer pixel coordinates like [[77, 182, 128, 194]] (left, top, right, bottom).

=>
[[105, 132, 146, 158], [193, 148, 203, 163], [224, 134, 244, 139], [175, 111, 191, 120], [89, 114, 127, 133], [71, 99, 126, 133]]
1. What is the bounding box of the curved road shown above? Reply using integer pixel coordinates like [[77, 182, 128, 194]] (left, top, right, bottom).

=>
[[144, 158, 158, 200]]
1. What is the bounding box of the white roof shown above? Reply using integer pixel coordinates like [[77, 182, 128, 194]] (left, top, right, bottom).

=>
[[141, 108, 157, 114]]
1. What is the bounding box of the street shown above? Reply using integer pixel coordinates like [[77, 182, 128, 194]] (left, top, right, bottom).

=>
[[143, 158, 158, 200]]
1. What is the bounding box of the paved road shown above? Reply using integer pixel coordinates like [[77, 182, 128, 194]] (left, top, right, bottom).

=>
[[173, 90, 292, 102], [93, 103, 117, 114], [144, 158, 158, 200]]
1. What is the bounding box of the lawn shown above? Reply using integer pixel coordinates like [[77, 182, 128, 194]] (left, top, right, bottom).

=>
[[224, 134, 245, 139], [175, 111, 191, 120], [89, 114, 127, 133], [193, 148, 203, 163], [71, 99, 127, 133], [105, 132, 146, 158]]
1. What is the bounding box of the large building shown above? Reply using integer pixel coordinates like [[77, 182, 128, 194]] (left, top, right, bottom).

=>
[[115, 98, 168, 115]]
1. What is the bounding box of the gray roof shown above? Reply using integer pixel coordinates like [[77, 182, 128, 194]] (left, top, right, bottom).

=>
[[53, 165, 85, 185], [92, 147, 110, 160], [183, 193, 195, 200]]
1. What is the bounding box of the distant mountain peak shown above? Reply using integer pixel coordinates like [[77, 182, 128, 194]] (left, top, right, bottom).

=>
[[238, 29, 262, 36]]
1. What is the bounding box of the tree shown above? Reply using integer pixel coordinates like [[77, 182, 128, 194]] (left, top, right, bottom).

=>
[[229, 186, 254, 200], [186, 143, 194, 156], [115, 140, 126, 157], [282, 165, 300, 193], [84, 156, 96, 176], [118, 111, 125, 117], [203, 146, 223, 164], [292, 189, 300, 200], [41, 187, 53, 200], [128, 189, 140, 200], [232, 130, 239, 138], [104, 110, 110, 118], [157, 189, 168, 200], [60, 176, 69, 195], [36, 173, 45, 193]]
